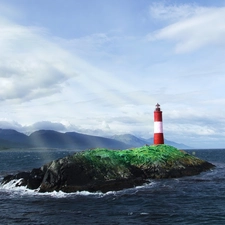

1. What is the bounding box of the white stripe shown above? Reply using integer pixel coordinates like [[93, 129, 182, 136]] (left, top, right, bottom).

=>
[[154, 121, 163, 133]]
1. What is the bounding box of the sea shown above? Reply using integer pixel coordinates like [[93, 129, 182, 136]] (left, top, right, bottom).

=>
[[0, 148, 225, 225]]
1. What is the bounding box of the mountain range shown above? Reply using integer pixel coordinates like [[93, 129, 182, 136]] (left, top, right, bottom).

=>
[[0, 129, 191, 150]]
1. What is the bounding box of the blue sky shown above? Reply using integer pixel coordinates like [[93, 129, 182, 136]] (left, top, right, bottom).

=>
[[0, 0, 225, 148]]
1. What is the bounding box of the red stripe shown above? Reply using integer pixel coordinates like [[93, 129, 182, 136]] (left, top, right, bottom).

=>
[[154, 111, 162, 121], [154, 133, 164, 144]]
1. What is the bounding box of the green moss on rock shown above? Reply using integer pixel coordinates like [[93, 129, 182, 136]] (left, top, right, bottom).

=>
[[74, 144, 204, 170]]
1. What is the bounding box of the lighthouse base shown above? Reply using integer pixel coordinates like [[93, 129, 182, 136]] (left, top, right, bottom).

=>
[[154, 133, 164, 145]]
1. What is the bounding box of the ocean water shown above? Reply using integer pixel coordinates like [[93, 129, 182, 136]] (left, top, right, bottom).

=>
[[0, 148, 225, 225]]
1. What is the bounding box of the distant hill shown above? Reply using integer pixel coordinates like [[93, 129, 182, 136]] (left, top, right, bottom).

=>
[[29, 130, 129, 149], [111, 134, 147, 147], [0, 129, 128, 150], [0, 129, 32, 148], [111, 134, 191, 149], [0, 129, 191, 150], [164, 139, 191, 149], [0, 129, 29, 144]]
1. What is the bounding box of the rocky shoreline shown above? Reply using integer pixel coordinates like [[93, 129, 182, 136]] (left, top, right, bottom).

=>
[[1, 145, 215, 193]]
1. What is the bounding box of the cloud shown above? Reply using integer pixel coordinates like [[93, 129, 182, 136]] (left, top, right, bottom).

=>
[[148, 3, 225, 53], [0, 119, 22, 130], [101, 121, 111, 130], [0, 16, 79, 102], [0, 119, 79, 134], [149, 2, 200, 21], [162, 106, 225, 147], [26, 121, 67, 132]]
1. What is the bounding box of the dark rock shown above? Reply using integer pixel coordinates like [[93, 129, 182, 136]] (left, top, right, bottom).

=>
[[2, 175, 15, 185], [2, 169, 44, 189], [27, 168, 45, 189]]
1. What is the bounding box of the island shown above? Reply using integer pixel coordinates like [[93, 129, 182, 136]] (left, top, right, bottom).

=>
[[2, 145, 214, 193]]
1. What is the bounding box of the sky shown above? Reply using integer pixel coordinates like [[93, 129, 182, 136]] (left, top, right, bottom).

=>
[[0, 0, 225, 148]]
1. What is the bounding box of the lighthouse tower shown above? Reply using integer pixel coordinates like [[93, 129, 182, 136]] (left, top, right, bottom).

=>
[[154, 103, 164, 145]]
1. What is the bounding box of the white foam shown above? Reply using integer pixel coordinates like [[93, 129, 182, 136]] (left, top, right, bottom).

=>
[[45, 190, 105, 198], [140, 212, 149, 215], [0, 179, 157, 198], [0, 179, 39, 198], [1, 179, 26, 190], [0, 180, 105, 198]]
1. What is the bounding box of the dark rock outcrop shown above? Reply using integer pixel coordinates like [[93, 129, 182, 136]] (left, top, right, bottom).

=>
[[1, 145, 215, 193]]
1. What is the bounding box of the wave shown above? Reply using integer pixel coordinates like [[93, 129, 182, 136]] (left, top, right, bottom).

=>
[[0, 178, 157, 199], [0, 179, 103, 198]]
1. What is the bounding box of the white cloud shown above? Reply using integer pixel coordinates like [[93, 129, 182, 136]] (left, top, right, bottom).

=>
[[149, 2, 201, 21], [26, 121, 66, 132], [0, 18, 80, 101], [0, 119, 22, 130], [101, 121, 111, 130], [148, 4, 225, 53]]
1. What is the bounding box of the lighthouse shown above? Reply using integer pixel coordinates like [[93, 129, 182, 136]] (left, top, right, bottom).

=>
[[154, 103, 164, 145]]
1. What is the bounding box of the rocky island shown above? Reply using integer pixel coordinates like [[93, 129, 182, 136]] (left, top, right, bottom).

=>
[[2, 145, 214, 193]]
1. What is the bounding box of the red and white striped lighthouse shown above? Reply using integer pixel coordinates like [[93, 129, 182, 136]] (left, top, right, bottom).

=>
[[154, 103, 164, 145]]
